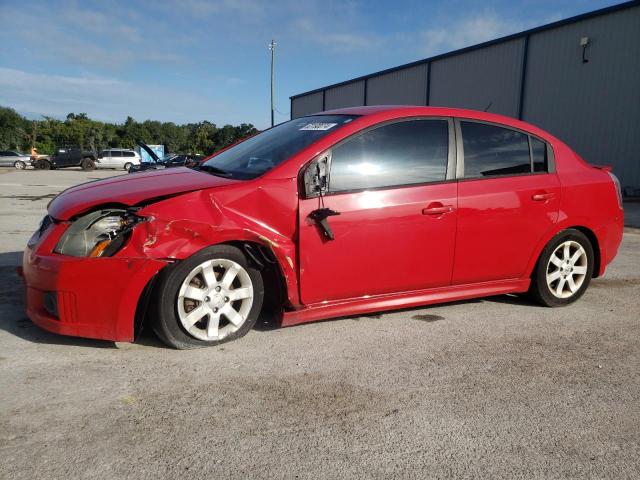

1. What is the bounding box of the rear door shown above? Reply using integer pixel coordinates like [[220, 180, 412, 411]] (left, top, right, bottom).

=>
[[110, 150, 122, 167], [452, 119, 560, 284], [0, 151, 13, 166], [298, 118, 458, 304]]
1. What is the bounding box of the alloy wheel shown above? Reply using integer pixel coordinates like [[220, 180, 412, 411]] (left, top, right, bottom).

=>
[[545, 240, 588, 298], [176, 258, 254, 341]]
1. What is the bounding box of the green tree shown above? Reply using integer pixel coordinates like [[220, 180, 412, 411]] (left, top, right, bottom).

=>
[[0, 106, 259, 156]]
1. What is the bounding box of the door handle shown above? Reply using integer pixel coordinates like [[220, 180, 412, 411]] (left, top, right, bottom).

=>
[[532, 192, 555, 201], [422, 204, 454, 215]]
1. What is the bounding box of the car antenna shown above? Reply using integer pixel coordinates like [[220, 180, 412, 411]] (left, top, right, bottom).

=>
[[483, 101, 493, 112]]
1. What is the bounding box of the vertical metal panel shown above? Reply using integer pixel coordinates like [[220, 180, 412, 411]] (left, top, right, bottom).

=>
[[366, 64, 428, 106], [517, 35, 530, 119], [324, 81, 365, 110], [291, 92, 324, 118], [429, 38, 525, 117], [523, 6, 640, 188]]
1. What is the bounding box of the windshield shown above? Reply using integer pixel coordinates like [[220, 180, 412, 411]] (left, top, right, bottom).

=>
[[201, 115, 357, 179]]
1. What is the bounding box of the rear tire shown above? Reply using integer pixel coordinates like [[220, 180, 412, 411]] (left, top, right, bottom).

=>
[[123, 162, 133, 171], [80, 158, 95, 171], [14, 160, 26, 170], [529, 229, 594, 307], [151, 245, 264, 349]]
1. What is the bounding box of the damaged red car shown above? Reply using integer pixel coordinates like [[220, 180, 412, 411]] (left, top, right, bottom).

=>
[[21, 106, 624, 348]]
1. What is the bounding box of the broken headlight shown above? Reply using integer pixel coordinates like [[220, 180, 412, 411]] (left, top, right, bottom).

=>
[[54, 209, 144, 257]]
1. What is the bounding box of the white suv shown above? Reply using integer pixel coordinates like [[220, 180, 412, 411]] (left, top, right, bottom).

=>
[[96, 149, 141, 170]]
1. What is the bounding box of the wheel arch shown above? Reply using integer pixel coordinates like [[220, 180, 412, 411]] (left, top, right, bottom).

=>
[[526, 224, 602, 279], [132, 239, 290, 340], [224, 240, 289, 312], [570, 226, 601, 278]]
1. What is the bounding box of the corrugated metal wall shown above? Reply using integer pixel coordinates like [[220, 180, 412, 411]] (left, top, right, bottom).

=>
[[291, 91, 323, 118], [324, 80, 365, 110], [522, 7, 640, 188], [429, 39, 525, 117], [290, 3, 640, 188], [366, 64, 428, 106]]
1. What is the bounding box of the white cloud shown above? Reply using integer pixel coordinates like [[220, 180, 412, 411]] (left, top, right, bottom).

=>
[[418, 12, 531, 57], [0, 2, 182, 70], [290, 18, 380, 53], [179, 0, 265, 16], [0, 68, 235, 124]]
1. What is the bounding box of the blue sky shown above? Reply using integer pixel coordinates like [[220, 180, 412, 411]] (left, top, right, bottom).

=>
[[0, 0, 623, 128]]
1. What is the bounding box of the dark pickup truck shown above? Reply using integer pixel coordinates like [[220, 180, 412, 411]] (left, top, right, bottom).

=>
[[33, 146, 97, 170]]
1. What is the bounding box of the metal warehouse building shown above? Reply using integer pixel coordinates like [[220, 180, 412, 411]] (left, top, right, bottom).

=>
[[290, 1, 640, 193]]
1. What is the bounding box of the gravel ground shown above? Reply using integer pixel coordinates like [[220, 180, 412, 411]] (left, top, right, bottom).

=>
[[0, 168, 639, 479]]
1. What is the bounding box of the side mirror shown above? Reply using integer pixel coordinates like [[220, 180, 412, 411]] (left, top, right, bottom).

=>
[[303, 154, 329, 198]]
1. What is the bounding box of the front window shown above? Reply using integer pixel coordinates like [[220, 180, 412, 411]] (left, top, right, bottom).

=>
[[201, 115, 358, 180], [328, 119, 449, 192]]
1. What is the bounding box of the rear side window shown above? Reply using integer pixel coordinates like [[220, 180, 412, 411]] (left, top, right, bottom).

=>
[[531, 137, 548, 172], [461, 121, 530, 178], [329, 119, 449, 192], [111, 150, 123, 157], [123, 151, 136, 157]]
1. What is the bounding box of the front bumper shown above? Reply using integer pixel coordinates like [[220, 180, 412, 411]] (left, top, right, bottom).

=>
[[21, 223, 166, 342]]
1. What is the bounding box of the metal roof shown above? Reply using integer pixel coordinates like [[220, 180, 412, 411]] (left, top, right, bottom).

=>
[[290, 0, 640, 100]]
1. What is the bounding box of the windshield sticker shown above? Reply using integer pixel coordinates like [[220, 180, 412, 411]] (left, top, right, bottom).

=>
[[300, 123, 338, 131]]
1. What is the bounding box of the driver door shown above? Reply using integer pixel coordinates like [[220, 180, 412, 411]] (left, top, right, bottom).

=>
[[298, 118, 458, 305]]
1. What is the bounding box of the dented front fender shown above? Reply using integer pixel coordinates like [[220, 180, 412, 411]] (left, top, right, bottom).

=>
[[117, 178, 302, 308]]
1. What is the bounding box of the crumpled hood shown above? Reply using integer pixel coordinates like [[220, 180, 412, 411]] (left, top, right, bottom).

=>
[[48, 167, 238, 220]]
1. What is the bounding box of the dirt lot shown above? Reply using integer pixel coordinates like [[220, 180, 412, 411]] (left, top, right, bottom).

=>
[[1, 168, 639, 479]]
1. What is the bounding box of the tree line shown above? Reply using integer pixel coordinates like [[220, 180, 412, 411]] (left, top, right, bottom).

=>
[[0, 106, 259, 156]]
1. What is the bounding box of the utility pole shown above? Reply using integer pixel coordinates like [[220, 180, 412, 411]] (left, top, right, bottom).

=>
[[269, 39, 276, 127]]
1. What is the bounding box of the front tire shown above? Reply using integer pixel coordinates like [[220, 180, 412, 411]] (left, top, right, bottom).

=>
[[35, 159, 51, 170], [80, 158, 95, 171], [529, 229, 594, 307], [151, 245, 264, 349], [14, 160, 26, 170]]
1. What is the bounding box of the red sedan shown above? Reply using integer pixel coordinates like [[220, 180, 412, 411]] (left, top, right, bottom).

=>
[[21, 106, 624, 348]]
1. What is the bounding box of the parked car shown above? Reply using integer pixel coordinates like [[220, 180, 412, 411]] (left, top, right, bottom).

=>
[[128, 150, 203, 173], [96, 149, 141, 171], [0, 150, 30, 169], [20, 106, 623, 349], [33, 146, 97, 170]]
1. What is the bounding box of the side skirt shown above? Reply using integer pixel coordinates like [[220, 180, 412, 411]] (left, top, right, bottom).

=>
[[282, 278, 531, 327]]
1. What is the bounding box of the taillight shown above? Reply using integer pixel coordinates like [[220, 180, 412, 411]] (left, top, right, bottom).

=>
[[608, 172, 623, 210]]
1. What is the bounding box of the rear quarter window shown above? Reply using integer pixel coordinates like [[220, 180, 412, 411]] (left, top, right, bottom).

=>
[[461, 121, 531, 178], [531, 137, 549, 173]]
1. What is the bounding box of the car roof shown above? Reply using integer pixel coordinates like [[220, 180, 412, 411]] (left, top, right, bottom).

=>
[[318, 105, 508, 118], [314, 105, 555, 141]]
